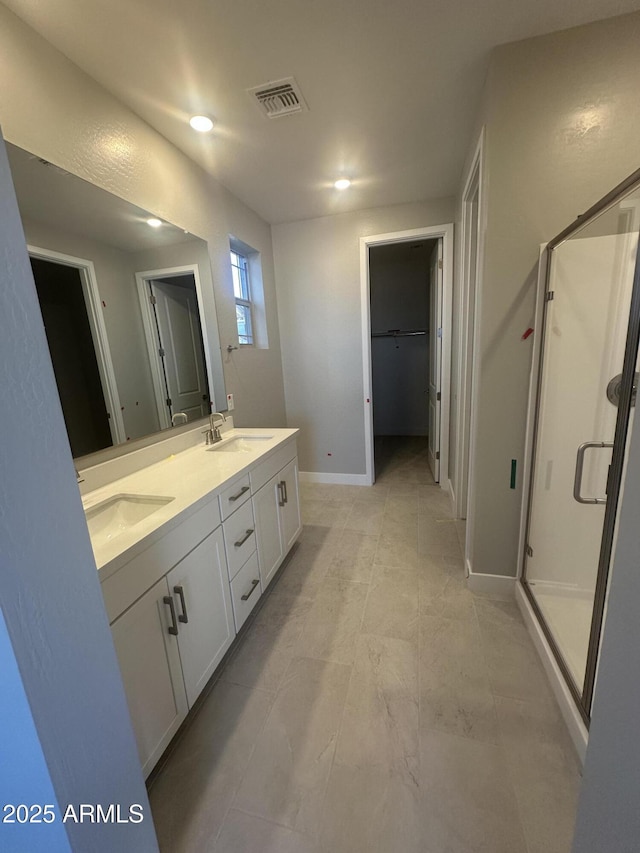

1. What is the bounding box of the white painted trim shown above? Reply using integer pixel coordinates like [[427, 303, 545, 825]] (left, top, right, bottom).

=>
[[299, 471, 370, 486], [27, 244, 126, 445], [135, 264, 212, 430], [459, 130, 487, 579], [359, 223, 454, 490], [447, 478, 455, 509], [466, 570, 516, 599], [517, 244, 548, 579], [516, 582, 588, 765]]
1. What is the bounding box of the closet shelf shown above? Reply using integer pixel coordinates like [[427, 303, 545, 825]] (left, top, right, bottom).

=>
[[371, 329, 427, 338]]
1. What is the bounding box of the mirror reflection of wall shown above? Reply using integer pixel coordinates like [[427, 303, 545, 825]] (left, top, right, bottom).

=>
[[7, 142, 226, 459]]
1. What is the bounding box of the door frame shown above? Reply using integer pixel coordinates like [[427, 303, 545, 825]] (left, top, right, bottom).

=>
[[360, 223, 454, 487], [28, 244, 126, 445], [135, 264, 210, 430], [455, 130, 485, 526]]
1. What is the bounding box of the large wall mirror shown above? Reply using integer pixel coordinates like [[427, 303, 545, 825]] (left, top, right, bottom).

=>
[[7, 142, 226, 461]]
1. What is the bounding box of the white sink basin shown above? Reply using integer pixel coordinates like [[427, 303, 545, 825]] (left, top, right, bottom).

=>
[[210, 435, 273, 453], [84, 493, 174, 548]]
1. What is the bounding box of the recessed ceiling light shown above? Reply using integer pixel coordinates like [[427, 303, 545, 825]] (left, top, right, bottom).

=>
[[147, 217, 162, 228], [334, 178, 351, 191], [189, 115, 214, 133]]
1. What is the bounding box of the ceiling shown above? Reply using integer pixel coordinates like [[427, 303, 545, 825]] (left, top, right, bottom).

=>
[[5, 0, 640, 224]]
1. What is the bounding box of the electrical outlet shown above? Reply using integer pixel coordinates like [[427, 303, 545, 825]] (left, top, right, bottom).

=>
[[226, 393, 234, 411]]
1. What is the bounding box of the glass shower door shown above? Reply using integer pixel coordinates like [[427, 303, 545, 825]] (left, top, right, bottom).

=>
[[523, 184, 640, 718]]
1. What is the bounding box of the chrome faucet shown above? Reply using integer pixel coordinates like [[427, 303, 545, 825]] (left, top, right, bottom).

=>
[[203, 412, 227, 445]]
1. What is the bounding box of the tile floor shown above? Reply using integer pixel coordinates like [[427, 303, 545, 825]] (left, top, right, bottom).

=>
[[149, 437, 581, 853]]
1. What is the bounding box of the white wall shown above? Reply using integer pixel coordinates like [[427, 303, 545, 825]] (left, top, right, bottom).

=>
[[0, 4, 286, 431], [273, 199, 454, 476], [0, 133, 157, 852], [459, 10, 640, 577], [370, 242, 431, 436]]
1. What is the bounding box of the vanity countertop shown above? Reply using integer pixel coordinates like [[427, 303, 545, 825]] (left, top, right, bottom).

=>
[[82, 427, 299, 580]]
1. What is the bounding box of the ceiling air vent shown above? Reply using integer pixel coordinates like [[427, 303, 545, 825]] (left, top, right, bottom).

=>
[[248, 77, 308, 119]]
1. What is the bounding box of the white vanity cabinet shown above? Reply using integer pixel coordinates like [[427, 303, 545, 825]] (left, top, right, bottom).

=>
[[252, 453, 302, 591], [110, 576, 188, 777], [166, 527, 234, 707]]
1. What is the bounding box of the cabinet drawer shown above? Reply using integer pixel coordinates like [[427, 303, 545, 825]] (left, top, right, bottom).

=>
[[229, 552, 262, 632], [222, 499, 257, 580], [218, 474, 251, 520], [249, 440, 296, 492]]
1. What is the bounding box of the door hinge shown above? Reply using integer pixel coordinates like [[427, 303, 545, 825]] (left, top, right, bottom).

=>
[[438, 258, 443, 270], [149, 294, 157, 305], [545, 291, 555, 302], [436, 451, 440, 460], [166, 397, 172, 408], [436, 391, 441, 401], [526, 544, 533, 557], [158, 347, 165, 358]]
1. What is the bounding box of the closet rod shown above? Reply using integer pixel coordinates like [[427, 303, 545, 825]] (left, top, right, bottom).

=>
[[371, 329, 427, 338]]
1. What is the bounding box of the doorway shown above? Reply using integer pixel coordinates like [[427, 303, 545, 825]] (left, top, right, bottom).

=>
[[29, 247, 125, 456], [136, 266, 211, 429], [360, 224, 453, 487]]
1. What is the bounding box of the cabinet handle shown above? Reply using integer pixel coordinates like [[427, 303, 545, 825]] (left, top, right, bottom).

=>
[[163, 596, 179, 635], [173, 585, 189, 623], [277, 481, 285, 507], [282, 479, 288, 504], [229, 485, 250, 503], [234, 528, 254, 548], [241, 579, 260, 601]]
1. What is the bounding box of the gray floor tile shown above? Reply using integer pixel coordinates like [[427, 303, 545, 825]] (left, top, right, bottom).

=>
[[335, 632, 419, 770], [214, 809, 321, 853], [149, 682, 274, 852], [419, 730, 528, 853], [269, 541, 333, 601], [495, 696, 581, 853], [375, 533, 422, 569], [361, 564, 419, 642], [327, 530, 379, 583], [420, 615, 499, 743], [221, 594, 312, 691], [320, 761, 422, 853], [343, 500, 385, 535], [234, 657, 351, 836], [296, 577, 369, 665]]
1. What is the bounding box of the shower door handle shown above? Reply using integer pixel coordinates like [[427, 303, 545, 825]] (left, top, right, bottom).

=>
[[573, 441, 614, 505]]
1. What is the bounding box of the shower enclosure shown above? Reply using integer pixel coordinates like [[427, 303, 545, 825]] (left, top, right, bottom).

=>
[[521, 170, 640, 725]]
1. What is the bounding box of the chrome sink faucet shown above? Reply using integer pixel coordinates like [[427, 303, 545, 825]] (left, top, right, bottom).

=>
[[203, 412, 227, 445]]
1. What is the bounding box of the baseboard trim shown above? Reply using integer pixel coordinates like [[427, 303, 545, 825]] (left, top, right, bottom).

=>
[[299, 471, 371, 486], [466, 570, 516, 599], [516, 582, 588, 765]]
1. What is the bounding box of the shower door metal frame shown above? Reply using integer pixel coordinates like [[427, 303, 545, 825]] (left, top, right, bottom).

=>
[[521, 166, 640, 725]]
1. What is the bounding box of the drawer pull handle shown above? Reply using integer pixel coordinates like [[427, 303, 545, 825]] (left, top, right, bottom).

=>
[[163, 596, 179, 635], [173, 585, 189, 623], [229, 485, 250, 503], [282, 479, 288, 504], [277, 482, 285, 507], [241, 579, 260, 601], [234, 528, 254, 548]]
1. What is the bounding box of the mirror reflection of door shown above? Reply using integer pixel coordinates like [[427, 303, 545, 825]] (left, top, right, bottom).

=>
[[147, 274, 210, 426], [30, 256, 114, 457]]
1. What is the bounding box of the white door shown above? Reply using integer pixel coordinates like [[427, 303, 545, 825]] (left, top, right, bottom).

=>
[[428, 241, 443, 481], [166, 527, 234, 708], [150, 276, 210, 424], [110, 577, 188, 778]]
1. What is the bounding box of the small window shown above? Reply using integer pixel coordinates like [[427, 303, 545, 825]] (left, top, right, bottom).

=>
[[230, 250, 253, 345]]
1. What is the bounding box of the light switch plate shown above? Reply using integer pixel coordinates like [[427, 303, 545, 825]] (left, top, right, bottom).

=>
[[226, 393, 234, 411]]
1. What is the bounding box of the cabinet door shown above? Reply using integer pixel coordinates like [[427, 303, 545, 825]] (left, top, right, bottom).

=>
[[280, 457, 302, 552], [167, 527, 234, 707], [253, 473, 284, 590], [110, 577, 188, 778]]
